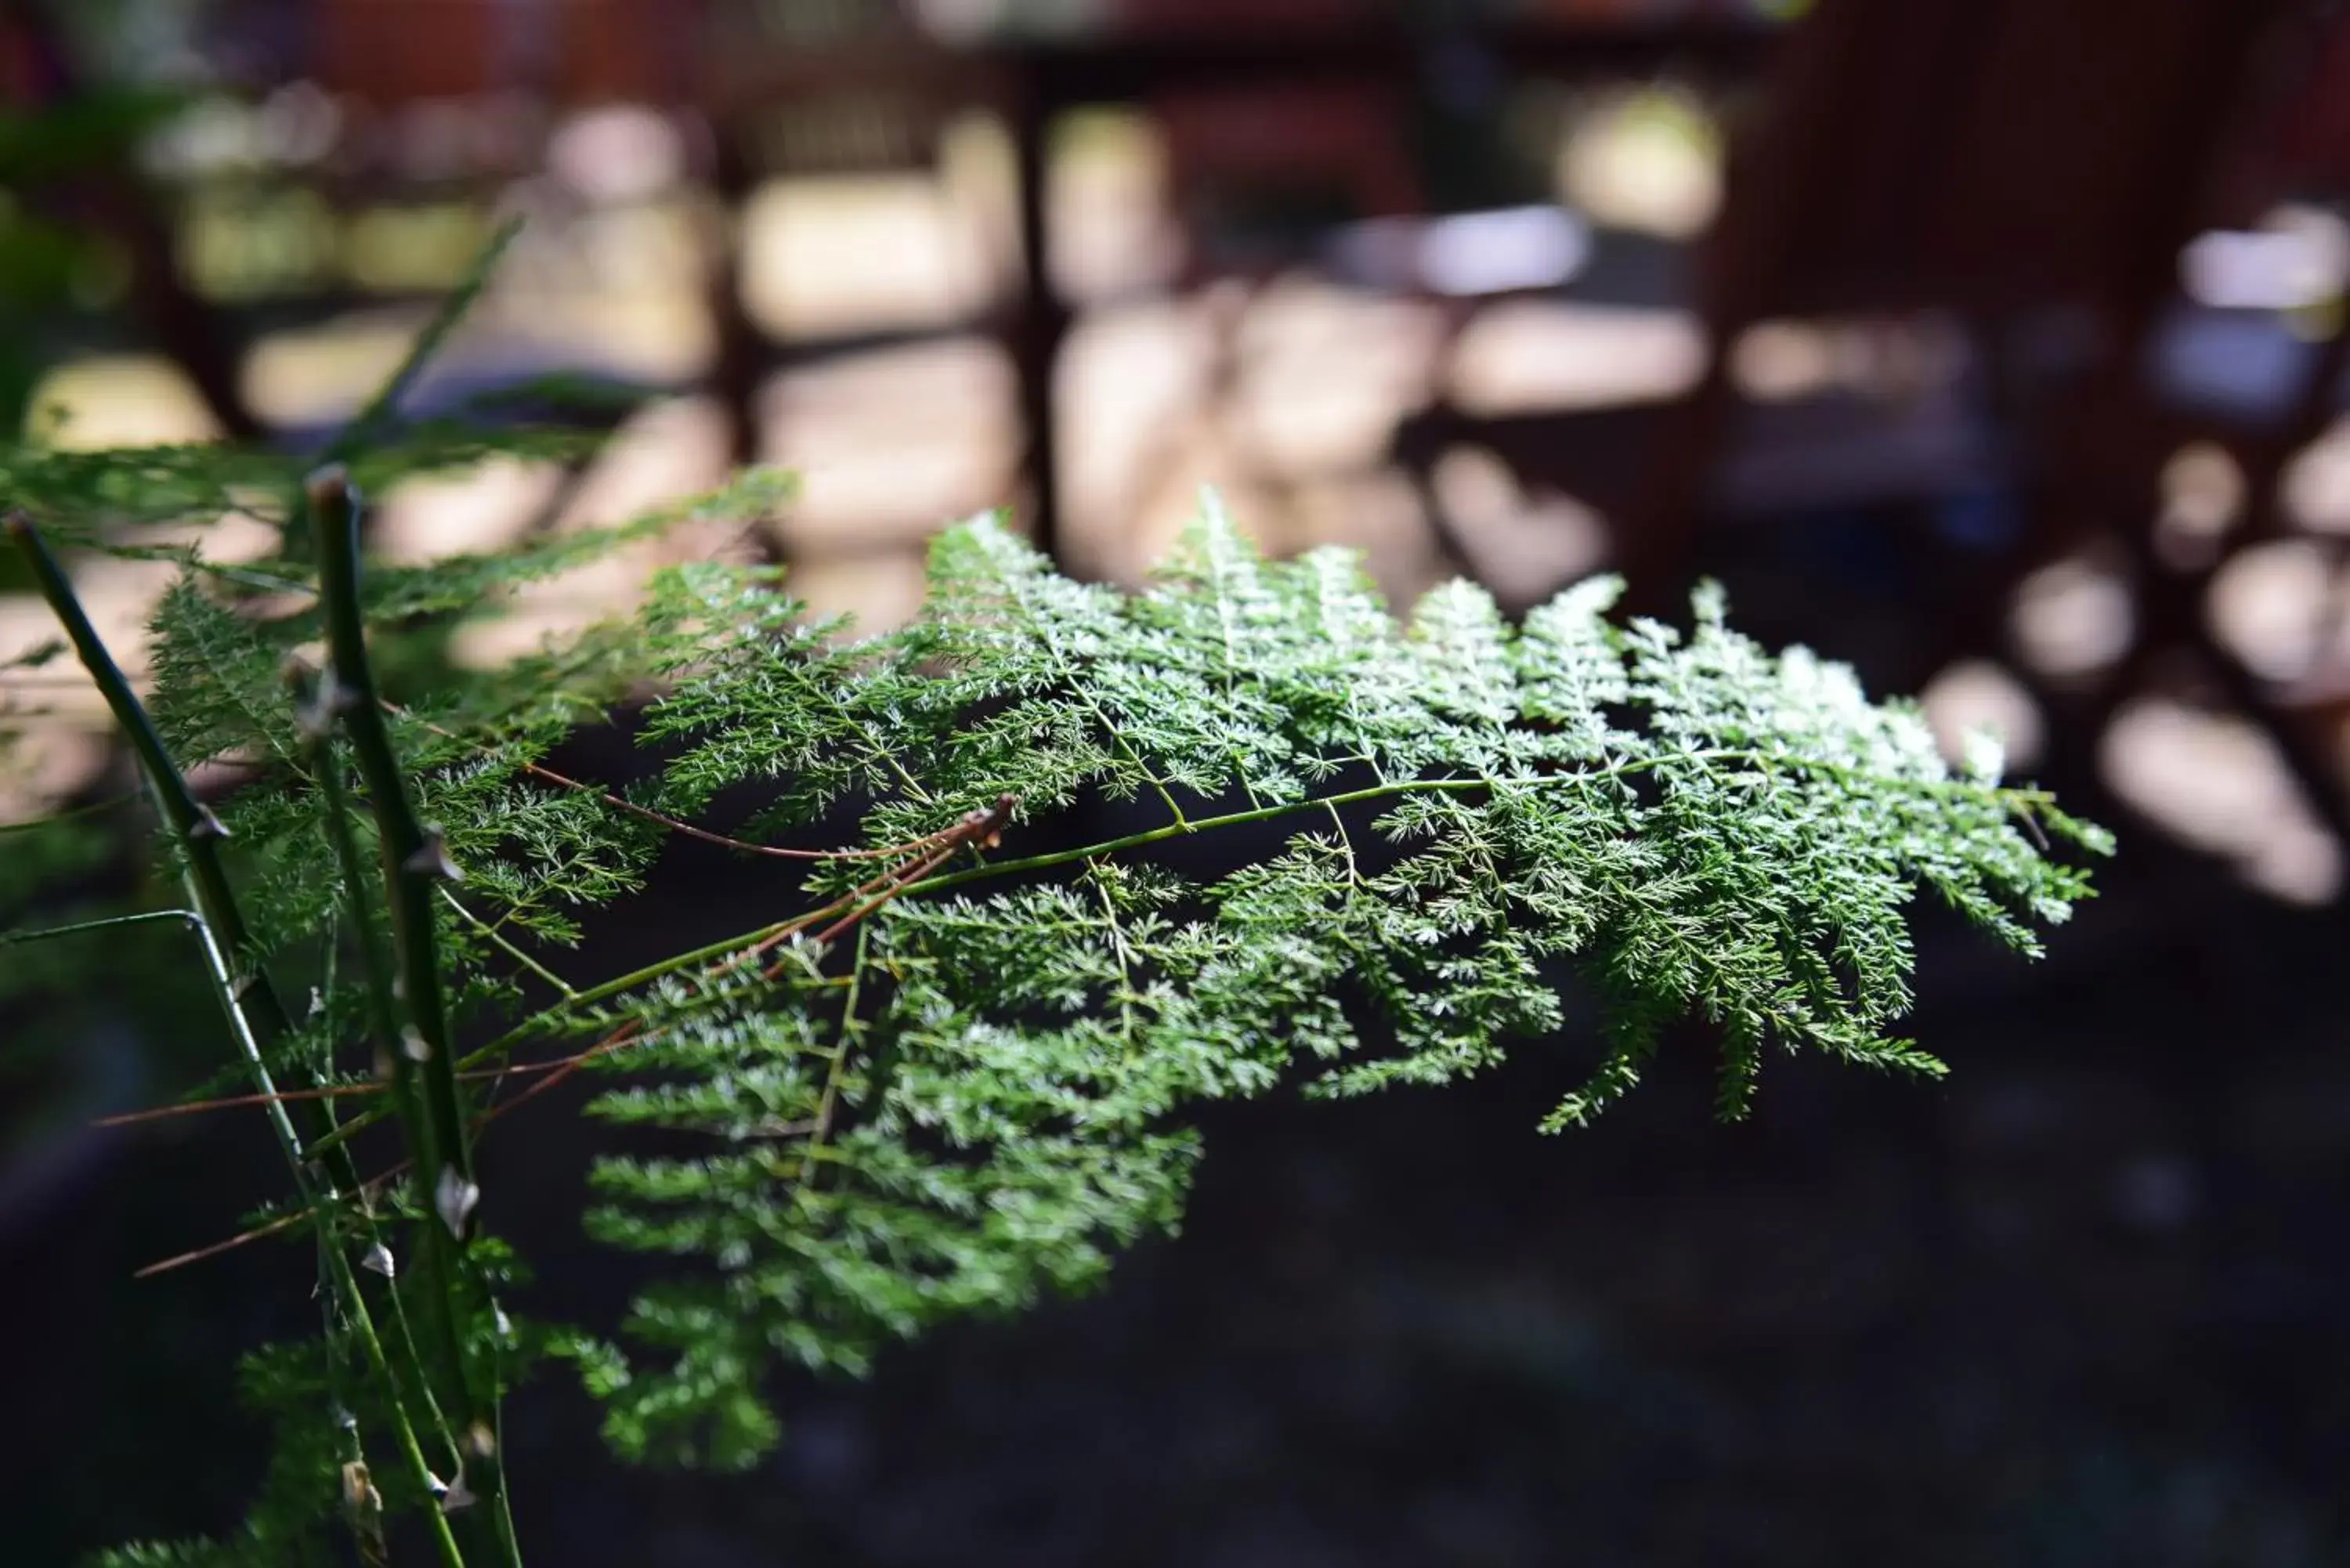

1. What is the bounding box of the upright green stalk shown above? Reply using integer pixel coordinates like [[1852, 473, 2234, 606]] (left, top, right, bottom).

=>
[[5, 511, 467, 1567], [187, 901, 468, 1568], [9, 515, 246, 983], [306, 471, 474, 1201], [5, 514, 385, 1186], [328, 217, 522, 466], [308, 466, 522, 1564], [294, 660, 476, 1483]]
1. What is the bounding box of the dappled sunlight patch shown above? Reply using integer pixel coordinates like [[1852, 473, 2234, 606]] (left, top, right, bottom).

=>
[[2101, 697, 2341, 905], [1922, 659, 2045, 775]]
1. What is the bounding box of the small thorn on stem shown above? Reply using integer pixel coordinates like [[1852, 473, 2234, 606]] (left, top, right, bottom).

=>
[[435, 1165, 479, 1239], [402, 826, 463, 883]]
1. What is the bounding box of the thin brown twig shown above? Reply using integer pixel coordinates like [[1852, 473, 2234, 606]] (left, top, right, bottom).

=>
[[92, 1050, 634, 1129], [132, 1209, 311, 1278], [387, 701, 944, 862], [94, 1083, 385, 1126], [795, 794, 1013, 954], [784, 842, 957, 970], [468, 1023, 642, 1129], [131, 794, 1019, 1277], [132, 1156, 410, 1280], [715, 809, 979, 976], [98, 800, 1015, 1133], [131, 1024, 643, 1278], [475, 855, 937, 1124]]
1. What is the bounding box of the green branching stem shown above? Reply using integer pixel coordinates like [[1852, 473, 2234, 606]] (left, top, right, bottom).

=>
[[300, 916, 803, 1163], [298, 677, 471, 1475], [9, 512, 250, 963], [9, 509, 465, 1563], [443, 887, 578, 999], [303, 757, 2075, 1198], [283, 748, 2069, 1180], [192, 895, 467, 1568], [907, 757, 2064, 897], [0, 907, 206, 945], [311, 468, 475, 1194], [328, 217, 522, 466], [309, 465, 519, 1566]]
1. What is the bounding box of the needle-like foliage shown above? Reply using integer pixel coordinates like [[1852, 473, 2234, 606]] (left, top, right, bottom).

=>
[[9, 375, 2105, 1558], [542, 500, 2107, 1463]]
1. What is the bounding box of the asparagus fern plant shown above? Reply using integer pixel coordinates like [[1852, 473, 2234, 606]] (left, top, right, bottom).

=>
[[1, 247, 2107, 1565]]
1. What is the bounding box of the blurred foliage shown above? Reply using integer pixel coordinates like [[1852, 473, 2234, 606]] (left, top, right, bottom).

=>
[[0, 81, 190, 434]]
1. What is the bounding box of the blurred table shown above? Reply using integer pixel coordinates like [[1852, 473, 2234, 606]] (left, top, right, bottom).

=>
[[707, 3, 1778, 562]]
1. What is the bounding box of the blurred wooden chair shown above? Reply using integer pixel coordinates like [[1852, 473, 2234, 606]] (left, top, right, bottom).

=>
[[1401, 0, 2304, 605], [1397, 0, 2350, 839], [1631, 0, 2310, 602]]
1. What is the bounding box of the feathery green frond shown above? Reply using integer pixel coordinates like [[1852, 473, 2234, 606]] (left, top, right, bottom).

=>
[[13, 474, 2106, 1540], [385, 500, 2095, 1461]]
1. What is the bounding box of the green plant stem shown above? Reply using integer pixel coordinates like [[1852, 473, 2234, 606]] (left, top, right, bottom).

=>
[[9, 509, 392, 1173], [320, 1224, 470, 1568], [442, 887, 577, 998], [306, 746, 2068, 1161], [190, 898, 465, 1568], [910, 756, 2058, 896], [309, 471, 475, 1198], [7, 514, 371, 1162], [8, 511, 469, 1563], [310, 466, 521, 1567], [171, 904, 323, 1230], [9, 514, 249, 950], [302, 706, 469, 1474], [299, 915, 798, 1163], [328, 218, 522, 465], [0, 907, 203, 945], [318, 1237, 391, 1568]]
